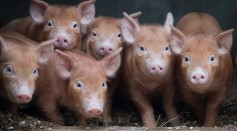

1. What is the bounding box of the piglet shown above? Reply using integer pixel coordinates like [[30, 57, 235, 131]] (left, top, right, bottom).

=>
[[1, 0, 95, 50], [0, 31, 54, 115], [170, 12, 233, 126], [34, 47, 122, 125], [84, 11, 141, 59], [83, 11, 141, 124], [119, 12, 180, 128]]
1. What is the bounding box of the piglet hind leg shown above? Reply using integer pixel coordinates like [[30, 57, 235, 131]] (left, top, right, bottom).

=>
[[161, 84, 180, 126], [131, 90, 156, 128], [204, 89, 226, 127]]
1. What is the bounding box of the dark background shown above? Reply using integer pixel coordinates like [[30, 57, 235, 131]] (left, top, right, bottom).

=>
[[0, 0, 236, 55]]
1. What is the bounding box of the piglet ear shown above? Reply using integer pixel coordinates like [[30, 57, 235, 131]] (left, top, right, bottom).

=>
[[30, 0, 48, 23], [129, 11, 142, 23], [55, 50, 76, 79], [216, 29, 234, 55], [164, 12, 174, 34], [102, 47, 122, 79], [36, 39, 55, 66], [121, 12, 140, 44], [78, 0, 96, 35], [0, 36, 7, 56], [170, 26, 186, 55]]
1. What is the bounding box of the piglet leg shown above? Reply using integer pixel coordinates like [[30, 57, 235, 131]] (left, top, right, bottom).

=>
[[162, 83, 180, 126], [204, 89, 226, 127], [131, 89, 156, 128], [39, 100, 64, 125]]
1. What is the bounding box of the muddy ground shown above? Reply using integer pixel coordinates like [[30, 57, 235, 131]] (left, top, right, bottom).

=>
[[0, 74, 237, 130]]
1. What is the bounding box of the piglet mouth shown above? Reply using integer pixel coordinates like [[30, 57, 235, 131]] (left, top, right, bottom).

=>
[[54, 42, 69, 50]]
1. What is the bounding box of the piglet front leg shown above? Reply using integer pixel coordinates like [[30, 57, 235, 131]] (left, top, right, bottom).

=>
[[130, 88, 156, 128], [204, 89, 226, 127], [162, 83, 180, 126], [39, 100, 64, 125]]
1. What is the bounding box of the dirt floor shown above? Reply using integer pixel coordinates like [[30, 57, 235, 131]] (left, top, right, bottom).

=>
[[0, 74, 237, 130]]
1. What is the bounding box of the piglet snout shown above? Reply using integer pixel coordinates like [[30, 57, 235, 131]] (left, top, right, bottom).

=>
[[190, 67, 208, 84], [86, 108, 103, 117], [16, 93, 32, 103], [99, 45, 114, 56], [55, 35, 69, 49], [150, 65, 165, 74]]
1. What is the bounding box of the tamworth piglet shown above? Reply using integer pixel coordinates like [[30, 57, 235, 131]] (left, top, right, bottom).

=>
[[0, 31, 54, 115], [83, 11, 141, 124], [1, 0, 95, 50], [170, 12, 233, 126], [119, 12, 180, 128], [84, 11, 141, 58], [34, 47, 122, 125]]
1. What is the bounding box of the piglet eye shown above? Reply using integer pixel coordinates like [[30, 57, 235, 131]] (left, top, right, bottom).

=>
[[209, 55, 215, 62], [75, 81, 84, 89], [140, 45, 145, 51], [101, 82, 107, 88], [47, 20, 53, 27], [184, 56, 190, 62], [72, 21, 78, 28], [117, 32, 121, 38], [92, 31, 97, 37], [3, 65, 14, 76], [32, 68, 38, 75], [164, 45, 169, 51]]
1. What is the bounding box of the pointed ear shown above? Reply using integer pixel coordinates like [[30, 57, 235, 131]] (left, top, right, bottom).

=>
[[30, 0, 48, 23], [0, 36, 8, 56], [121, 12, 140, 44], [129, 11, 142, 23], [102, 47, 122, 79], [55, 50, 76, 79], [164, 12, 174, 34], [216, 29, 234, 55], [36, 39, 55, 66], [170, 26, 186, 54], [78, 0, 96, 35]]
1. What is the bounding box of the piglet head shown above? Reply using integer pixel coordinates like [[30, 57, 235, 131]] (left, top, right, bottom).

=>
[[0, 36, 54, 104], [30, 0, 95, 50], [55, 47, 122, 118], [170, 26, 233, 93], [122, 12, 174, 76], [86, 17, 122, 59]]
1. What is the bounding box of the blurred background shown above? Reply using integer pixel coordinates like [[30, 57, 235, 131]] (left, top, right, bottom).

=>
[[0, 0, 236, 55]]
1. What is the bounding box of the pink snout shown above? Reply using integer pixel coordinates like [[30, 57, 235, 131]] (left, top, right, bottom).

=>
[[99, 45, 114, 56], [55, 36, 69, 49], [85, 108, 103, 117], [190, 68, 208, 84], [150, 65, 165, 75], [16, 93, 32, 104]]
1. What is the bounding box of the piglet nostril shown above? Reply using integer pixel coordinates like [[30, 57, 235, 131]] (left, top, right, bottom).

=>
[[201, 75, 205, 79], [109, 48, 113, 51], [18, 96, 22, 99], [192, 76, 197, 79], [101, 47, 105, 51], [152, 67, 156, 70]]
